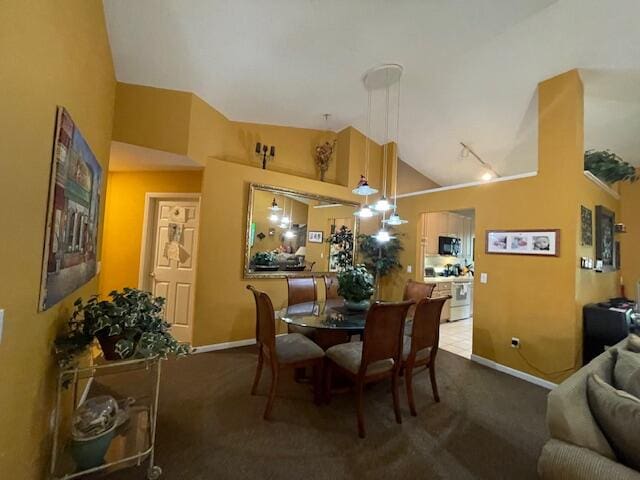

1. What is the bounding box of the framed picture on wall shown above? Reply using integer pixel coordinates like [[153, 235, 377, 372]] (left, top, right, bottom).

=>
[[308, 231, 323, 243], [595, 205, 616, 271], [486, 229, 560, 256], [581, 206, 593, 246], [39, 107, 103, 311]]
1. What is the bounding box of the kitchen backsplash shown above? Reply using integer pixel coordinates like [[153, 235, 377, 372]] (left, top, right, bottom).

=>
[[425, 255, 474, 275]]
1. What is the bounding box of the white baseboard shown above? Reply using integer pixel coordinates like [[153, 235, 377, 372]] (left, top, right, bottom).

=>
[[192, 338, 256, 354], [470, 354, 557, 390]]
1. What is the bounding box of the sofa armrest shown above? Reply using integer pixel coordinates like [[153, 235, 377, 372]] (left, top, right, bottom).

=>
[[539, 439, 640, 480]]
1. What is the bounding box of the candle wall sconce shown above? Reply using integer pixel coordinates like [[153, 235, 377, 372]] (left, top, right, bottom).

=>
[[255, 142, 276, 169]]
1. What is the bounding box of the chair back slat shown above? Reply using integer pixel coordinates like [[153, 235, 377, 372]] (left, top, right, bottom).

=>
[[323, 275, 340, 300], [361, 300, 413, 371], [410, 296, 449, 355], [287, 277, 317, 306], [403, 280, 436, 317], [246, 285, 276, 350]]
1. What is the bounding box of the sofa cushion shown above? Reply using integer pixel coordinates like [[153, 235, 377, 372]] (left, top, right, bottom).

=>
[[546, 348, 617, 459], [628, 333, 640, 353], [587, 373, 640, 471], [613, 349, 640, 394]]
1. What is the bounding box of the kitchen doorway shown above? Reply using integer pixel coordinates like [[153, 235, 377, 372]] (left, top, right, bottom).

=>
[[420, 208, 475, 359], [139, 193, 201, 344]]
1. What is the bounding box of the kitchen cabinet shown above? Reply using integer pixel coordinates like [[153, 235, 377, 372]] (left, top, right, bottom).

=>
[[423, 212, 473, 259]]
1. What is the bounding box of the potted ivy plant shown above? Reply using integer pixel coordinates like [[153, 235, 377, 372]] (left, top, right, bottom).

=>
[[55, 288, 191, 367], [337, 265, 374, 311], [252, 251, 279, 271]]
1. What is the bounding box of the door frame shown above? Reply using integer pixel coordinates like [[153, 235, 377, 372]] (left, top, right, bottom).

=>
[[138, 193, 202, 322]]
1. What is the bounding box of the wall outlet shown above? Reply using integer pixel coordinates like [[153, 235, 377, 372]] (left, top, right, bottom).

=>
[[480, 273, 488, 284], [407, 265, 412, 273], [511, 337, 520, 348], [0, 309, 4, 344]]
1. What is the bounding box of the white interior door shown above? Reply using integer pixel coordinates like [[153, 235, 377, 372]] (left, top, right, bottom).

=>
[[148, 199, 199, 343]]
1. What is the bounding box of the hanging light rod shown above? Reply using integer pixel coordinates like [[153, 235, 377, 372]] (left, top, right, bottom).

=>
[[460, 142, 501, 179]]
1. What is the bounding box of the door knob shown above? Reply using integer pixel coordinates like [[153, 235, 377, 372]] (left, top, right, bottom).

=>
[[149, 272, 155, 277]]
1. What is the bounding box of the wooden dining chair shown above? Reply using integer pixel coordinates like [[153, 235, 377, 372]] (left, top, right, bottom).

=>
[[324, 300, 414, 438], [286, 276, 317, 339], [246, 285, 325, 420], [323, 275, 340, 300], [401, 296, 450, 416], [402, 279, 436, 335]]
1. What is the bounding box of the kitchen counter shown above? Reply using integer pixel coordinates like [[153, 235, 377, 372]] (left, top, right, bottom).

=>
[[423, 276, 474, 284]]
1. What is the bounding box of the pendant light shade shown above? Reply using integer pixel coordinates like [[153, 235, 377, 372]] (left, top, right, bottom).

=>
[[352, 175, 378, 196], [373, 196, 393, 212], [383, 211, 408, 226], [269, 198, 282, 212], [354, 204, 377, 218], [284, 229, 296, 239], [269, 213, 280, 223], [374, 229, 394, 243]]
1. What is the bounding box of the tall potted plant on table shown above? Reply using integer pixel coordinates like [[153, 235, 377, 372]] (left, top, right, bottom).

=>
[[358, 234, 403, 299], [55, 288, 191, 367], [337, 265, 375, 311]]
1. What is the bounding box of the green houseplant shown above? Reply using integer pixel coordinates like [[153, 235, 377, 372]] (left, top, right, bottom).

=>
[[337, 265, 374, 311], [358, 233, 403, 298], [55, 288, 190, 367], [584, 150, 638, 184]]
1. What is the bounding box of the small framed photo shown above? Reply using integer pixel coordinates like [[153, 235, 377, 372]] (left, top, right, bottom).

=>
[[486, 229, 560, 256], [308, 231, 323, 243]]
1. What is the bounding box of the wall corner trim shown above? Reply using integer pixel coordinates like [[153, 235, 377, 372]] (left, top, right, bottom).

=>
[[470, 354, 558, 390], [583, 171, 621, 200], [396, 171, 538, 199], [192, 338, 256, 353]]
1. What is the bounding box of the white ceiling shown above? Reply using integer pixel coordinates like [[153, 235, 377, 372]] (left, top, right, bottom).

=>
[[104, 0, 640, 185]]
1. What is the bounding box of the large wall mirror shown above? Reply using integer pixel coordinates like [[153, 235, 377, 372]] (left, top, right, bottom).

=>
[[244, 184, 360, 278]]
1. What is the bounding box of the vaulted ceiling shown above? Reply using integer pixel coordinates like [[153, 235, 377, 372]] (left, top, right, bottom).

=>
[[104, 0, 640, 185]]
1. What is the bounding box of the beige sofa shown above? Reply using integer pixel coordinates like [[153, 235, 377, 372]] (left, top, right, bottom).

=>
[[538, 338, 640, 479]]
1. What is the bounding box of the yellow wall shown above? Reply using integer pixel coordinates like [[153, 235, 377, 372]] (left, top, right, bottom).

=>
[[193, 159, 375, 346], [397, 159, 440, 194], [100, 171, 203, 297], [0, 1, 115, 477], [620, 178, 640, 295], [392, 70, 607, 383]]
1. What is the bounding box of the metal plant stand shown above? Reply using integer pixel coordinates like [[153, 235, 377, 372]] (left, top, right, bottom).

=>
[[49, 356, 163, 480]]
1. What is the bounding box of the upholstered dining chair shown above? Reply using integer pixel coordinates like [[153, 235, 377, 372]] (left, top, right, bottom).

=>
[[324, 300, 414, 438], [246, 285, 324, 420], [286, 277, 317, 338], [323, 275, 340, 300], [401, 296, 450, 416], [402, 279, 436, 335]]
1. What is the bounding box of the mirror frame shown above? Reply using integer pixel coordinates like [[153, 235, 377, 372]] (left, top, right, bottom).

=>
[[244, 183, 360, 279]]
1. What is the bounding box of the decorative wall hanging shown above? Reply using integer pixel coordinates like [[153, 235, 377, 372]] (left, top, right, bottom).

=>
[[595, 205, 616, 271], [580, 206, 593, 246], [308, 231, 323, 243], [255, 142, 275, 169], [486, 229, 560, 256], [39, 107, 103, 311]]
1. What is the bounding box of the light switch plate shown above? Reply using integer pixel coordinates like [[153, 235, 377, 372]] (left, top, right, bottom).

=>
[[407, 265, 412, 273], [480, 273, 488, 284], [0, 309, 4, 344]]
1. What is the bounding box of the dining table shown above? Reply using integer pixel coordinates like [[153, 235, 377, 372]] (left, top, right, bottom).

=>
[[276, 299, 367, 350]]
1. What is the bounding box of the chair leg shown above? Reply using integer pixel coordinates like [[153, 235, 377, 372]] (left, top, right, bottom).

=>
[[429, 361, 440, 403], [405, 364, 417, 416], [356, 380, 366, 438], [263, 365, 279, 420], [324, 360, 333, 404], [251, 348, 264, 395], [392, 370, 402, 424]]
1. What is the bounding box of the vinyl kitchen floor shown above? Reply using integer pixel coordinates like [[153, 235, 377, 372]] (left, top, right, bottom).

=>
[[439, 318, 472, 359]]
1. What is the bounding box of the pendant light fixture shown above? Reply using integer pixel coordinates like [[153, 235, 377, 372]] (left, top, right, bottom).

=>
[[283, 197, 296, 238], [269, 197, 282, 212], [352, 85, 378, 196], [374, 84, 395, 213]]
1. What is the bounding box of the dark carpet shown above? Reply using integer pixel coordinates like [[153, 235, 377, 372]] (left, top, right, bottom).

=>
[[103, 347, 549, 480]]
